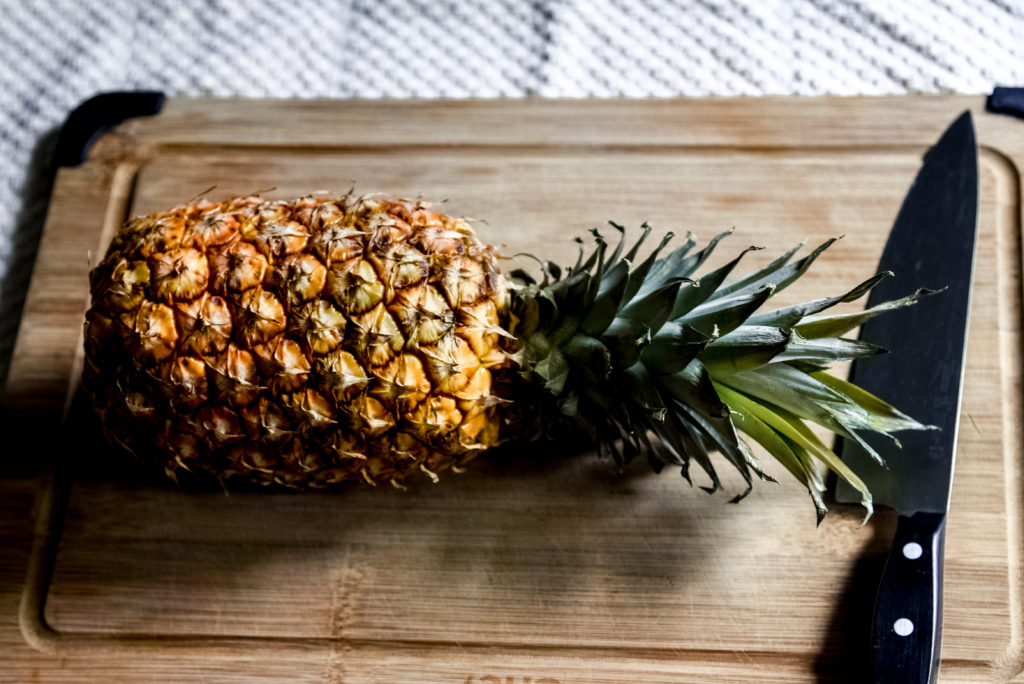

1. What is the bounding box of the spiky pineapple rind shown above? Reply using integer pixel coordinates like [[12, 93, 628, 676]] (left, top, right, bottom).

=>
[[83, 195, 516, 490]]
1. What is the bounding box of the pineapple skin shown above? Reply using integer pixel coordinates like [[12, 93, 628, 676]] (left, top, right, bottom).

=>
[[83, 196, 514, 489]]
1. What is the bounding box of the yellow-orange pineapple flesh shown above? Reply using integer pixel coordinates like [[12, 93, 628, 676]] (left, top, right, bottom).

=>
[[83, 196, 514, 489]]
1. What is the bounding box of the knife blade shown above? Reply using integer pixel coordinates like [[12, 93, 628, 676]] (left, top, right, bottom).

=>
[[835, 111, 978, 683]]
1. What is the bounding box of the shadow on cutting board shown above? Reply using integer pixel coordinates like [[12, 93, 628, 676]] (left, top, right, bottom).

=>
[[812, 499, 891, 683]]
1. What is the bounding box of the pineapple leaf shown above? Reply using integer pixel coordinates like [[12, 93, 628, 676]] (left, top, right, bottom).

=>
[[596, 258, 631, 299], [710, 241, 804, 298], [811, 371, 933, 434], [700, 325, 792, 373], [715, 382, 828, 522], [508, 268, 536, 286], [534, 347, 570, 394], [659, 362, 759, 498], [772, 335, 887, 364], [549, 271, 591, 344], [564, 333, 613, 382], [675, 228, 735, 280], [651, 406, 722, 493], [747, 271, 891, 329], [583, 260, 630, 335], [715, 237, 838, 301], [571, 237, 586, 273], [671, 245, 762, 319], [714, 363, 916, 466], [600, 317, 652, 368], [677, 285, 775, 337], [711, 363, 859, 438], [577, 230, 606, 273], [796, 287, 940, 339], [619, 277, 688, 332], [638, 228, 729, 301], [622, 231, 678, 304], [512, 222, 936, 520], [621, 221, 653, 264], [641, 321, 713, 374], [621, 363, 668, 418], [559, 391, 579, 417], [714, 383, 873, 520], [585, 229, 608, 286], [604, 221, 628, 269], [508, 253, 564, 289]]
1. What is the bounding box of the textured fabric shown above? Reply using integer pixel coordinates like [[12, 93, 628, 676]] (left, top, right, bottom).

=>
[[2, 0, 1023, 384]]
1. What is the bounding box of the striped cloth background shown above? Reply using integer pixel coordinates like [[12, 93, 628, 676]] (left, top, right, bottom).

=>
[[1, 0, 1023, 383]]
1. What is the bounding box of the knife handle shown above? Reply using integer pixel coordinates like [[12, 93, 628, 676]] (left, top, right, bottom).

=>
[[871, 511, 947, 684]]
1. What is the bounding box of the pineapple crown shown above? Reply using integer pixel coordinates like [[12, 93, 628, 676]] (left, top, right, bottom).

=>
[[507, 224, 935, 523]]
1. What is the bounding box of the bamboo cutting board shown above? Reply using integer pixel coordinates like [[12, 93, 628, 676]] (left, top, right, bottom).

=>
[[3, 95, 1024, 683]]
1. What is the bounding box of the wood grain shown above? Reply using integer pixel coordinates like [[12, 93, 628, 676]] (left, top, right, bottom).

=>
[[2, 95, 1023, 683]]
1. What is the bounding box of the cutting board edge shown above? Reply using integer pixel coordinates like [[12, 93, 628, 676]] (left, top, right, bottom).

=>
[[5, 95, 1024, 682]]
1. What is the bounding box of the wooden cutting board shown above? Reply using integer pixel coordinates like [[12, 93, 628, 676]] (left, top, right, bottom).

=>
[[3, 95, 1024, 683]]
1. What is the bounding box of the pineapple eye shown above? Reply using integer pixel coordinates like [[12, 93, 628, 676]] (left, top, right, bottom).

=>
[[176, 294, 233, 356], [208, 241, 268, 295], [309, 201, 346, 231], [150, 248, 210, 303], [366, 210, 413, 249], [370, 353, 431, 411], [249, 218, 309, 258], [311, 224, 365, 264], [129, 301, 178, 362], [371, 243, 429, 293], [207, 344, 262, 408], [453, 367, 492, 402], [101, 259, 151, 311], [252, 337, 311, 393], [166, 355, 209, 408], [325, 259, 384, 315], [321, 428, 367, 463], [188, 211, 239, 248], [420, 336, 481, 394], [288, 300, 346, 355], [281, 387, 335, 429], [196, 405, 244, 446], [135, 214, 186, 257], [344, 393, 395, 437], [412, 227, 468, 255], [440, 257, 490, 309], [272, 253, 327, 306], [236, 288, 286, 347], [350, 303, 404, 368], [239, 397, 294, 443], [457, 407, 492, 445], [456, 299, 509, 364], [404, 396, 463, 439], [224, 345, 258, 384], [315, 348, 370, 403]]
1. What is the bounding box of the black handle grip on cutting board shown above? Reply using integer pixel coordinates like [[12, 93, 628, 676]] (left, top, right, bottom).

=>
[[54, 90, 165, 167], [987, 86, 1024, 120], [871, 511, 946, 684]]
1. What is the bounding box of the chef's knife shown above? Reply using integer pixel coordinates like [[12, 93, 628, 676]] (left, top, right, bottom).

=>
[[835, 111, 978, 683]]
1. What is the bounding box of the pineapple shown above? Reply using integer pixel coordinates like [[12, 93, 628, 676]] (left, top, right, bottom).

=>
[[83, 194, 929, 520]]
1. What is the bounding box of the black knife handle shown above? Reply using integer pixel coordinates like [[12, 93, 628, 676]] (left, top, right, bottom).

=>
[[872, 511, 946, 684]]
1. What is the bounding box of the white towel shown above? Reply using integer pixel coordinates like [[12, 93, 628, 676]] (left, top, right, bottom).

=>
[[2, 0, 1022, 381]]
